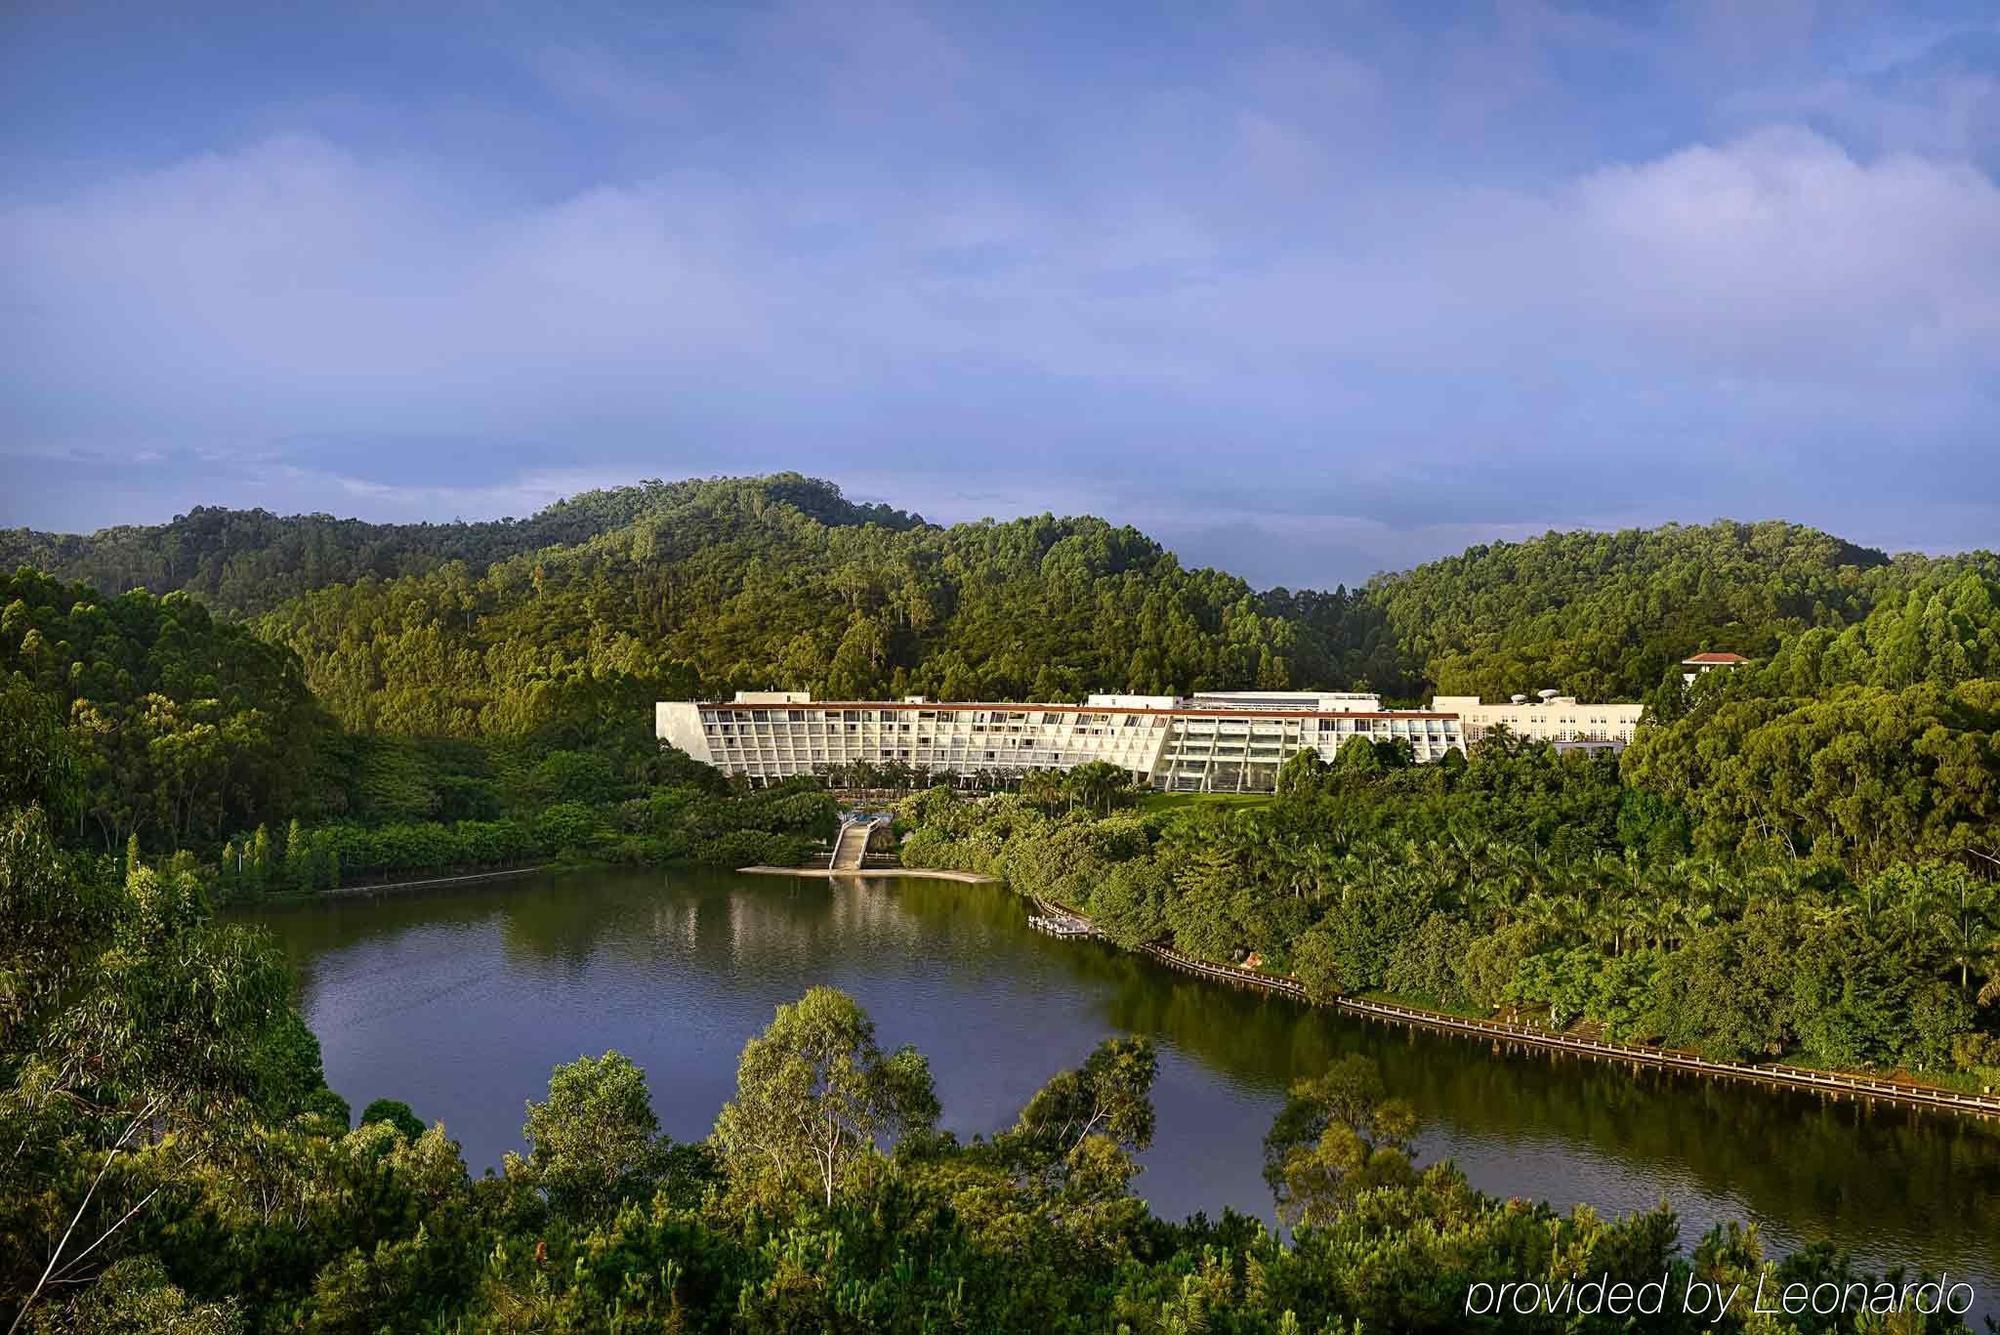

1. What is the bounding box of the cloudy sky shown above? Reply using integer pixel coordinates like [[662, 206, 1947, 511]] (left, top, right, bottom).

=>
[[3, 1, 1996, 587]]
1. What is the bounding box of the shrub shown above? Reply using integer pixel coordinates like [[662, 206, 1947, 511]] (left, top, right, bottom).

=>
[[535, 802, 608, 853], [691, 829, 807, 869], [1384, 914, 1474, 1010]]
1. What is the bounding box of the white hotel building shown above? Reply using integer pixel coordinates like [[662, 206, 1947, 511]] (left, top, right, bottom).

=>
[[1430, 693, 1645, 750], [658, 690, 1470, 794]]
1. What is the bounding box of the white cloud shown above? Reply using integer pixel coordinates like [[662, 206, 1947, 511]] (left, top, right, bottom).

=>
[[2, 118, 1995, 575], [1563, 127, 2000, 370]]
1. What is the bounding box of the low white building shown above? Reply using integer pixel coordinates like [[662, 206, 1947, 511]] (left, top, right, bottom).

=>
[[657, 690, 1465, 793], [1428, 692, 1644, 749]]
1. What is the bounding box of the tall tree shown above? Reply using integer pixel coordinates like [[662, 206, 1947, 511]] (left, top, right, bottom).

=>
[[712, 987, 939, 1208]]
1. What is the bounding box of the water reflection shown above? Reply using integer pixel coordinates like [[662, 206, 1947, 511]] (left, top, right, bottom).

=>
[[247, 868, 2000, 1303]]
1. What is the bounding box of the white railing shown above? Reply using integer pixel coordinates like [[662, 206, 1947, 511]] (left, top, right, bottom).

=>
[[1120, 936, 2000, 1118]]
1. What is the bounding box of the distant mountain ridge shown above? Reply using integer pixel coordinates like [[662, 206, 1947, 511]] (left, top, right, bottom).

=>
[[0, 473, 922, 617]]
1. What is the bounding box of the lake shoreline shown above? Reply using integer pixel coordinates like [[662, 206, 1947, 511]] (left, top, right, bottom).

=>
[[737, 864, 1000, 883], [286, 857, 2000, 1119], [255, 864, 2000, 1316], [1012, 888, 2000, 1122]]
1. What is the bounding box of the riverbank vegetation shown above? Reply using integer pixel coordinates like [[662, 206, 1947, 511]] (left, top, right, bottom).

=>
[[3, 788, 1976, 1330], [0, 570, 834, 892], [899, 733, 2000, 1090]]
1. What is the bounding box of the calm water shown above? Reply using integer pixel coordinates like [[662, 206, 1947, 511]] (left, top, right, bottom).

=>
[[249, 868, 2000, 1310]]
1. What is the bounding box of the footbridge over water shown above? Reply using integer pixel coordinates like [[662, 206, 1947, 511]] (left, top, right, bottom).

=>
[[829, 813, 896, 870]]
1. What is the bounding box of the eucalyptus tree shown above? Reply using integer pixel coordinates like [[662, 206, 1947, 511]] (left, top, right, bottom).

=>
[[508, 1051, 672, 1221], [713, 987, 939, 1209], [994, 1036, 1157, 1182], [1261, 1055, 1418, 1229], [2, 831, 332, 1331]]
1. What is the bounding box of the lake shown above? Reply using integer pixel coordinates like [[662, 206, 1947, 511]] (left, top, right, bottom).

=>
[[249, 866, 2000, 1310]]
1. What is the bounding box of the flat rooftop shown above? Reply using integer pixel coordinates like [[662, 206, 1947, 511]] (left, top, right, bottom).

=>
[[685, 691, 1457, 721]]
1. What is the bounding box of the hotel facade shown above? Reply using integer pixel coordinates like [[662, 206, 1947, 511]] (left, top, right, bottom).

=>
[[658, 690, 1474, 793], [1430, 694, 1645, 749]]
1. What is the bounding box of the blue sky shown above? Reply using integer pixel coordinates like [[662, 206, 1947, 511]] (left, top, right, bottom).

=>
[[2, 1, 1996, 587]]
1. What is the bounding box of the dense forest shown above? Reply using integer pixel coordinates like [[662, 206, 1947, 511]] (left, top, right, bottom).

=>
[[5, 472, 2000, 1328], [900, 741, 2000, 1087], [13, 476, 1998, 737], [0, 567, 833, 874], [248, 480, 1376, 737], [0, 791, 1981, 1331], [6, 474, 1997, 868], [0, 475, 921, 618], [1372, 525, 2000, 704]]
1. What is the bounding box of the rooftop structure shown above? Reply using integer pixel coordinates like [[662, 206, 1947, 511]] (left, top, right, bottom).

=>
[[1682, 651, 1753, 685], [657, 690, 1465, 793]]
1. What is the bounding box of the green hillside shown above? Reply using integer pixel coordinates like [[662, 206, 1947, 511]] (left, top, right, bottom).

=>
[[249, 476, 1385, 737], [11, 475, 2000, 747], [0, 473, 921, 617]]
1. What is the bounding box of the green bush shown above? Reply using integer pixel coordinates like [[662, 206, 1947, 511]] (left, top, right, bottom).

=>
[[534, 802, 608, 853], [691, 829, 807, 869]]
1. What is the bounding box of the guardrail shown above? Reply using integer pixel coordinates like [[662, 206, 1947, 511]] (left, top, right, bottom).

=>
[[318, 864, 552, 898], [1121, 932, 2000, 1119]]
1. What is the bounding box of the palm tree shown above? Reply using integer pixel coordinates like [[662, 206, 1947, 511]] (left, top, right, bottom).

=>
[[1522, 890, 1586, 944], [1849, 875, 1894, 928], [1933, 878, 1997, 991], [1635, 897, 1678, 953], [1489, 842, 1545, 908], [1461, 874, 1510, 929], [1672, 897, 1716, 948], [1895, 877, 1941, 941], [1978, 950, 2000, 1011], [1271, 841, 1322, 901], [1687, 854, 1733, 913], [1305, 842, 1342, 904]]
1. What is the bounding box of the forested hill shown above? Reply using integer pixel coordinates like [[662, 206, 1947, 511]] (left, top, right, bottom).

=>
[[249, 479, 1396, 736], [1366, 522, 2000, 704], [5, 475, 1998, 869], [8, 474, 1998, 740], [0, 473, 921, 617]]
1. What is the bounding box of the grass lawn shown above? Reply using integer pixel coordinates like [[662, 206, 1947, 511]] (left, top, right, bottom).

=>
[[1137, 791, 1277, 813]]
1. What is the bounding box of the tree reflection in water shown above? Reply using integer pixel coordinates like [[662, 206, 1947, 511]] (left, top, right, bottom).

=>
[[247, 867, 2000, 1298]]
